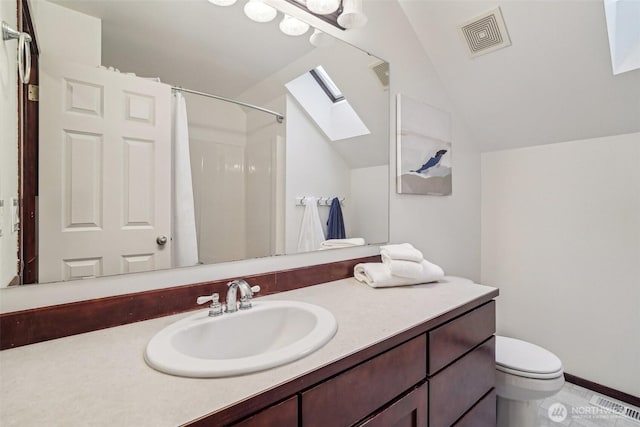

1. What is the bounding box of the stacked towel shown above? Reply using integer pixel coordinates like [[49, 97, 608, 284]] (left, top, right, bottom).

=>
[[320, 238, 366, 249], [354, 243, 444, 288]]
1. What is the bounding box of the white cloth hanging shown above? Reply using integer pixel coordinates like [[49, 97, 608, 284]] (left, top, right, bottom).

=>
[[172, 92, 199, 267], [297, 197, 326, 252]]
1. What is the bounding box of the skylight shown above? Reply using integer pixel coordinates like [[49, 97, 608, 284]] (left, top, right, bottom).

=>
[[310, 66, 345, 103], [285, 66, 370, 141], [604, 0, 640, 75]]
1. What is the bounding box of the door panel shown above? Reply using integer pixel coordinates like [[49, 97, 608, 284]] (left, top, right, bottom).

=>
[[39, 56, 171, 282]]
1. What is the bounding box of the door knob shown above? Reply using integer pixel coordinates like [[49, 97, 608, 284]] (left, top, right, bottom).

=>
[[156, 235, 168, 246]]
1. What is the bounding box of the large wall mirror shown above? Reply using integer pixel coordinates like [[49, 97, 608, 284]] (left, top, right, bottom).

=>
[[4, 0, 389, 287]]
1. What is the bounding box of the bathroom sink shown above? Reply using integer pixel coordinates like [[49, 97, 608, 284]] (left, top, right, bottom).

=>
[[144, 300, 338, 378]]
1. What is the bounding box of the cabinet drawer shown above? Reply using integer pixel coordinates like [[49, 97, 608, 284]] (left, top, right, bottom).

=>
[[428, 336, 495, 427], [428, 300, 495, 374], [454, 389, 496, 427], [232, 395, 298, 427], [358, 381, 427, 427], [302, 335, 427, 427]]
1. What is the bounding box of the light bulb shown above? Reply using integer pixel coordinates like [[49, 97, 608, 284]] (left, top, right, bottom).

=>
[[279, 15, 310, 36], [244, 0, 277, 23], [337, 0, 367, 29], [306, 0, 340, 15], [207, 0, 237, 6]]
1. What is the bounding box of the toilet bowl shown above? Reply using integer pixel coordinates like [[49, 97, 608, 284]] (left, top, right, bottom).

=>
[[495, 336, 565, 427]]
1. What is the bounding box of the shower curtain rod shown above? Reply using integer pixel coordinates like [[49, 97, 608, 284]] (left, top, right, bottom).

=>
[[171, 86, 284, 123]]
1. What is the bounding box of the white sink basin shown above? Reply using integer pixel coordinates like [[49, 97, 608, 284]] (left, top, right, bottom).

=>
[[144, 300, 337, 378]]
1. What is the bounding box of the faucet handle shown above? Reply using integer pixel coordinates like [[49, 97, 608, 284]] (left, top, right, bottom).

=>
[[196, 293, 218, 305], [196, 293, 223, 317], [239, 285, 261, 310]]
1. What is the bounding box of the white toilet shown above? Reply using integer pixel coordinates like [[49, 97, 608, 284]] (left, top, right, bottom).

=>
[[495, 336, 565, 427]]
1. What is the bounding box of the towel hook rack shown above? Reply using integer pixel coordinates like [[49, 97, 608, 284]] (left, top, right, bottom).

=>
[[2, 21, 31, 84]]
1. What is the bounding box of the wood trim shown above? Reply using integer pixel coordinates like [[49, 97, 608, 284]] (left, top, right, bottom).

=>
[[0, 255, 380, 350], [185, 298, 499, 426], [564, 373, 640, 409], [20, 0, 39, 284]]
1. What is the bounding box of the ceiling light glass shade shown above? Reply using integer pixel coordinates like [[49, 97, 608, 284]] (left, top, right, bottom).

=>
[[309, 28, 334, 47], [244, 0, 277, 22], [306, 0, 340, 15], [207, 0, 237, 6], [337, 0, 367, 29], [279, 15, 310, 36]]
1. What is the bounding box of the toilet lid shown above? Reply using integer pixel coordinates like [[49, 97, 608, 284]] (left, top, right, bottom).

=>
[[496, 336, 563, 376]]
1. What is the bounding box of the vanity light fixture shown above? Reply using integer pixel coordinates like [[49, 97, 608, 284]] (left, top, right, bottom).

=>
[[207, 0, 237, 6], [337, 0, 367, 29], [244, 0, 278, 23], [279, 14, 310, 36], [306, 0, 340, 15]]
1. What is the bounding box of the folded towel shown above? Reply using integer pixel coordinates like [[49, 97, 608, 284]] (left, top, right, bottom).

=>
[[320, 238, 366, 248], [354, 260, 444, 288], [380, 243, 424, 263], [382, 258, 424, 279]]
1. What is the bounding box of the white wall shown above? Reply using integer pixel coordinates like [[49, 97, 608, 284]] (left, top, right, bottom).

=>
[[31, 0, 101, 65], [285, 94, 351, 253], [481, 132, 640, 396], [0, 0, 19, 287], [344, 1, 482, 280], [350, 166, 388, 245]]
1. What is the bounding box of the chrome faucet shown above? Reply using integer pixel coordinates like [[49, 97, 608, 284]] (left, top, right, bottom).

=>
[[225, 279, 260, 313]]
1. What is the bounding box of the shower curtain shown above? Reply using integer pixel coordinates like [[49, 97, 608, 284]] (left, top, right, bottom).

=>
[[172, 92, 199, 267]]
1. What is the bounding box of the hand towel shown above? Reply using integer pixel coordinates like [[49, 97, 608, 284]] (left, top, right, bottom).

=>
[[354, 260, 444, 288], [320, 238, 366, 248], [380, 243, 423, 263], [326, 197, 346, 239], [297, 197, 326, 252]]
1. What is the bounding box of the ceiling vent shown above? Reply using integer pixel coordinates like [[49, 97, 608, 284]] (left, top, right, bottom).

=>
[[370, 60, 389, 90], [458, 7, 511, 58]]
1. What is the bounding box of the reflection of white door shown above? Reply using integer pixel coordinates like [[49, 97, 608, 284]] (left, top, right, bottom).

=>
[[39, 56, 171, 282]]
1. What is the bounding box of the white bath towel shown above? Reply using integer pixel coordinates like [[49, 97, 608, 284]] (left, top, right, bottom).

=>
[[297, 197, 326, 252], [380, 243, 424, 263], [354, 260, 444, 288], [382, 258, 424, 279], [320, 238, 366, 248]]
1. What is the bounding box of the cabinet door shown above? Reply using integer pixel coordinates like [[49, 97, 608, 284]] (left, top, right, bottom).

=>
[[358, 382, 428, 427], [429, 337, 495, 427], [302, 335, 427, 427], [232, 395, 298, 427], [454, 389, 496, 427]]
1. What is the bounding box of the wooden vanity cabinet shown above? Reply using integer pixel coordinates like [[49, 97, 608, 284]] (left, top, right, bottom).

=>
[[232, 396, 298, 427], [301, 335, 427, 427], [221, 300, 496, 427]]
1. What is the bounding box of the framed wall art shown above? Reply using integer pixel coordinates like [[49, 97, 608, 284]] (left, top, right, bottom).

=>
[[396, 94, 452, 196]]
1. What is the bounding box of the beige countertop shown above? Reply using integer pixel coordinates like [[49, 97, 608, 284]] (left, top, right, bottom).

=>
[[0, 276, 497, 427]]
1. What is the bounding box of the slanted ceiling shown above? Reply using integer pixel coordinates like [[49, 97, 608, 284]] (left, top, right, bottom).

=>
[[399, 0, 640, 152]]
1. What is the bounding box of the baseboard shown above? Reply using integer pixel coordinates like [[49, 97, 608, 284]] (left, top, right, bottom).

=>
[[564, 372, 640, 408]]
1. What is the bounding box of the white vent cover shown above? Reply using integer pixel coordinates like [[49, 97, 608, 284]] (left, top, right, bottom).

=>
[[370, 60, 389, 90], [589, 395, 640, 423], [458, 7, 511, 58]]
